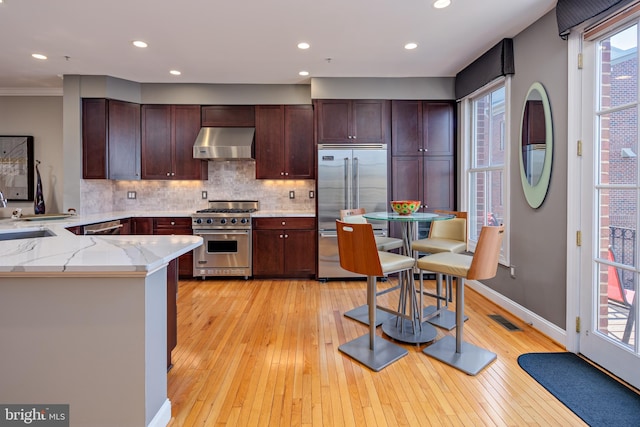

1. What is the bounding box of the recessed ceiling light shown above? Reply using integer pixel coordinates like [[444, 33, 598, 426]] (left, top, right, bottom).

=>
[[297, 42, 310, 50], [132, 40, 148, 48], [169, 70, 181, 76], [404, 43, 418, 50], [433, 0, 451, 9], [299, 71, 310, 76], [31, 53, 47, 60]]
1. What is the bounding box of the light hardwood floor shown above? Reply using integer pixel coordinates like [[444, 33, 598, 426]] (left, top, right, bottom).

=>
[[167, 277, 586, 426]]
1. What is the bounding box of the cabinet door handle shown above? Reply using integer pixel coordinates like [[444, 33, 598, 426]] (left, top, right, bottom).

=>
[[284, 234, 288, 238], [171, 172, 175, 176], [280, 172, 285, 175], [281, 221, 286, 226], [418, 148, 424, 152], [279, 234, 284, 238], [170, 221, 175, 225], [166, 172, 171, 176], [284, 172, 289, 176]]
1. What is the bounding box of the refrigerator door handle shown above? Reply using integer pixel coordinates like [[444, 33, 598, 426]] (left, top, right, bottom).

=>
[[353, 156, 359, 208], [343, 157, 350, 209], [320, 231, 338, 238]]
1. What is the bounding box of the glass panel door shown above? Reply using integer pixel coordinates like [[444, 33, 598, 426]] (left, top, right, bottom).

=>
[[580, 23, 640, 389]]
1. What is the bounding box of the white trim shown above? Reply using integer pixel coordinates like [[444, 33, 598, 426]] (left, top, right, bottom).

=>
[[148, 398, 172, 427], [565, 31, 583, 353], [0, 87, 63, 96], [459, 77, 511, 266], [466, 280, 567, 346]]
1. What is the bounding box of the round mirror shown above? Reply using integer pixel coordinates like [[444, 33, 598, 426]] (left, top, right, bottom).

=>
[[519, 82, 552, 209]]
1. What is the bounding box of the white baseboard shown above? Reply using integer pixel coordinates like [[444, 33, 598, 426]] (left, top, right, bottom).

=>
[[466, 280, 567, 347], [149, 398, 172, 427]]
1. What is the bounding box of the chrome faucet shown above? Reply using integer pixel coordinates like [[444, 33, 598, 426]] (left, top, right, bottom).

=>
[[0, 191, 7, 208]]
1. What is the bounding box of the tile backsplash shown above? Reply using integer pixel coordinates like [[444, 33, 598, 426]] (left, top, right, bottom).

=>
[[80, 161, 315, 215]]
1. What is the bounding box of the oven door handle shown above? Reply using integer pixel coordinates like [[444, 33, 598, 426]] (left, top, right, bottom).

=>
[[194, 230, 250, 235]]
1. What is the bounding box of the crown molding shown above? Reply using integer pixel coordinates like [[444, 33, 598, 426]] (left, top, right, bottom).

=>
[[0, 87, 63, 96]]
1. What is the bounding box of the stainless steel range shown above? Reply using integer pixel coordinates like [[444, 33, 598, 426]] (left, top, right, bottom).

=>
[[191, 200, 259, 279]]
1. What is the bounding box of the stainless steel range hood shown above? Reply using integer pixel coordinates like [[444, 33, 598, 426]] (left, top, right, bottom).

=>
[[193, 127, 255, 160]]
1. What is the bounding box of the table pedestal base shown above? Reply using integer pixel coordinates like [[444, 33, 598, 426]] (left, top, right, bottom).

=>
[[382, 317, 437, 344], [422, 335, 496, 375], [339, 335, 408, 372], [344, 304, 395, 326]]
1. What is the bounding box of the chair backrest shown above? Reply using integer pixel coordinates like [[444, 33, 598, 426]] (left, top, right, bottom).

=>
[[335, 220, 383, 276], [339, 208, 368, 224], [467, 225, 504, 281], [429, 210, 468, 247], [607, 247, 632, 306]]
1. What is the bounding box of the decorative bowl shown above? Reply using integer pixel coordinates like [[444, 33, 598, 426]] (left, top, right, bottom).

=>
[[390, 200, 421, 215]]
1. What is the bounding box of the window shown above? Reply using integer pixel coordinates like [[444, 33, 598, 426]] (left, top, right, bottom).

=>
[[461, 78, 510, 263]]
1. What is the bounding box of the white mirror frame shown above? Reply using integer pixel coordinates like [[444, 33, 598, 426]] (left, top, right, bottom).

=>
[[519, 82, 553, 209]]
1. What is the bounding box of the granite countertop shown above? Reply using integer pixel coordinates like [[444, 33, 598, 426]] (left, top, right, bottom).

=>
[[0, 211, 201, 275], [251, 210, 315, 218], [0, 209, 315, 275]]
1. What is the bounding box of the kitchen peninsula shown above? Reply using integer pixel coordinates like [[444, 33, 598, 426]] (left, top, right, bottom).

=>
[[0, 220, 202, 427]]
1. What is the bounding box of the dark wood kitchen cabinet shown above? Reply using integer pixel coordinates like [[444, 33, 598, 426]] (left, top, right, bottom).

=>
[[166, 258, 178, 371], [141, 104, 208, 180], [201, 105, 255, 127], [153, 217, 194, 278], [255, 105, 314, 179], [391, 100, 455, 212], [131, 217, 153, 235], [252, 217, 316, 278], [130, 216, 181, 370], [82, 98, 141, 180], [315, 99, 390, 144]]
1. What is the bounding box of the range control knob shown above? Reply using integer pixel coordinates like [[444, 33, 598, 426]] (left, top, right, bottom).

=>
[[206, 218, 213, 224], [220, 218, 227, 225], [241, 218, 248, 224], [231, 218, 237, 224], [195, 218, 203, 224]]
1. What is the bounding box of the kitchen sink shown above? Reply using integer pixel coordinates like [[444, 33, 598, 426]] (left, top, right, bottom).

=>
[[0, 229, 56, 241]]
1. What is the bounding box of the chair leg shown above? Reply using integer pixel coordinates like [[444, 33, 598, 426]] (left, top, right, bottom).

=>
[[426, 273, 467, 331], [423, 277, 497, 375], [338, 275, 408, 371], [368, 275, 376, 350], [623, 302, 635, 344]]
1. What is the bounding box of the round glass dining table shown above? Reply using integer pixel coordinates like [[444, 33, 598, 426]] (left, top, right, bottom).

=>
[[362, 211, 454, 344]]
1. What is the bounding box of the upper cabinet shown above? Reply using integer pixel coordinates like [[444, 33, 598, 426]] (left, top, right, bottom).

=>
[[201, 105, 255, 127], [141, 105, 208, 180], [255, 105, 314, 179], [391, 100, 455, 212], [315, 99, 390, 144], [391, 101, 455, 157], [82, 98, 141, 180]]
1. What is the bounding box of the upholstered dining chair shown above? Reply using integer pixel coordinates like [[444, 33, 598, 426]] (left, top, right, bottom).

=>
[[412, 210, 468, 330], [335, 219, 415, 371], [417, 225, 504, 375], [340, 208, 404, 252], [340, 208, 405, 326], [607, 247, 636, 344]]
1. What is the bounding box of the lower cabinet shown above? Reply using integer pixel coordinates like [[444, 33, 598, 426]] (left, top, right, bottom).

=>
[[166, 258, 178, 371], [252, 217, 316, 278], [131, 216, 191, 371], [133, 217, 193, 278]]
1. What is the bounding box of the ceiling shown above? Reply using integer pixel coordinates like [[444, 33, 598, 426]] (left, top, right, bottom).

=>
[[0, 0, 557, 93]]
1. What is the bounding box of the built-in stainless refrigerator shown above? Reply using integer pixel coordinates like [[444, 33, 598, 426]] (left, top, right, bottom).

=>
[[317, 143, 389, 279]]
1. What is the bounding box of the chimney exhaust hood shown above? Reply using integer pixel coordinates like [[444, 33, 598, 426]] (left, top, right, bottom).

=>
[[193, 127, 255, 160]]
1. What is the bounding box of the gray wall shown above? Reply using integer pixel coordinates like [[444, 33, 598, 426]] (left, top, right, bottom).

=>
[[0, 96, 64, 214], [483, 10, 569, 328]]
